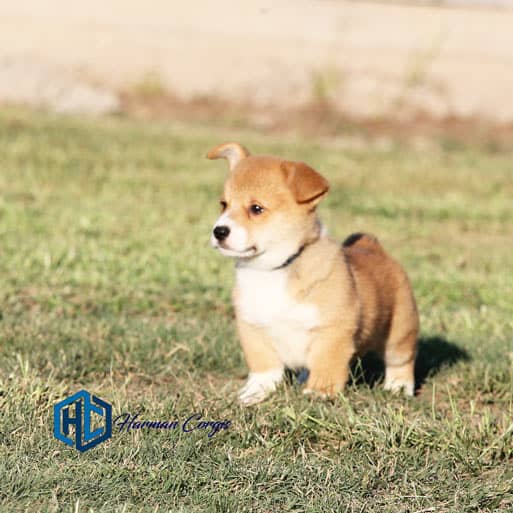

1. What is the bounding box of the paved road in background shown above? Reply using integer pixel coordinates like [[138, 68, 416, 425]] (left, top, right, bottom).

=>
[[1, 0, 512, 120]]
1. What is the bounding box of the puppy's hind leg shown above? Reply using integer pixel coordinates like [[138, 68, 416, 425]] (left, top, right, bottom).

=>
[[383, 353, 415, 396], [383, 328, 418, 397], [383, 279, 419, 396]]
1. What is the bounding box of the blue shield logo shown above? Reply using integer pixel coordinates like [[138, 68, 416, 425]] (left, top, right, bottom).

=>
[[53, 389, 112, 452]]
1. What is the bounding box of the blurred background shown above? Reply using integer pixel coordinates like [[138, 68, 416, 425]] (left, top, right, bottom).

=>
[[1, 0, 513, 144]]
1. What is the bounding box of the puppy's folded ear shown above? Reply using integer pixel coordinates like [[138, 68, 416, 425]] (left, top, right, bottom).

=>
[[281, 160, 329, 205], [206, 142, 250, 171]]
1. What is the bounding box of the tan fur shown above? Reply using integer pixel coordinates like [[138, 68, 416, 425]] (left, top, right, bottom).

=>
[[208, 143, 419, 402], [207, 142, 250, 171], [235, 315, 283, 372]]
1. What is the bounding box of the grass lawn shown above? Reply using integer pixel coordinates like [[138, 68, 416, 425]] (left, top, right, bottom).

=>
[[0, 107, 512, 512]]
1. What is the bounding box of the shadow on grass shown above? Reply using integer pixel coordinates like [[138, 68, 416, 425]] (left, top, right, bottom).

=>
[[288, 336, 470, 393], [349, 335, 470, 392]]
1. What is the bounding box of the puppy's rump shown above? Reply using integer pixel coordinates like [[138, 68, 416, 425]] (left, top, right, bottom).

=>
[[342, 232, 418, 362], [342, 232, 383, 252]]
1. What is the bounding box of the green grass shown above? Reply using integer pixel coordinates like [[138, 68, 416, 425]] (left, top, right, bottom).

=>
[[0, 107, 512, 512]]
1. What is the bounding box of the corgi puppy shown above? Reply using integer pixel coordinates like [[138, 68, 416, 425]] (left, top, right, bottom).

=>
[[207, 142, 419, 405]]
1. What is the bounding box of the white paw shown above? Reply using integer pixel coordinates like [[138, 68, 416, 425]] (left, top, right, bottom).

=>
[[383, 378, 414, 397], [302, 388, 327, 398], [238, 369, 283, 405]]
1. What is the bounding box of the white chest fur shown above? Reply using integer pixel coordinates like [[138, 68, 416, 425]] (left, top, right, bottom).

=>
[[235, 266, 319, 369]]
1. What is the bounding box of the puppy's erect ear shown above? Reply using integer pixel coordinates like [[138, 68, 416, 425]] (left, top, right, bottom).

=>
[[206, 142, 250, 171], [281, 160, 329, 205]]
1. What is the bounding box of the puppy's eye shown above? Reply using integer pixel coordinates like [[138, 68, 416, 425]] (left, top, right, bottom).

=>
[[249, 204, 264, 216], [220, 200, 227, 212]]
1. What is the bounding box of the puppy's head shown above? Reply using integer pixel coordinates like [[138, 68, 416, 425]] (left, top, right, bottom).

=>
[[207, 142, 329, 270]]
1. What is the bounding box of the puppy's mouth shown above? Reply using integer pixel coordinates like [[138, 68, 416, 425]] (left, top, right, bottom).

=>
[[216, 244, 260, 258]]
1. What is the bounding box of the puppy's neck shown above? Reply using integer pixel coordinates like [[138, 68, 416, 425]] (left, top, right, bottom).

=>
[[236, 216, 325, 272]]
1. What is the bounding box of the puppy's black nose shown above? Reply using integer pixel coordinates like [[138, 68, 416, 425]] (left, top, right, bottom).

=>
[[213, 225, 230, 241]]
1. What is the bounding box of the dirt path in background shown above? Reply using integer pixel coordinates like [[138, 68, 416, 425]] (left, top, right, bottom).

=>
[[1, 1, 513, 123]]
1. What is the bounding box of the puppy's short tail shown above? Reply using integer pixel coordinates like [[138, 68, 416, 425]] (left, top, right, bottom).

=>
[[342, 232, 383, 252]]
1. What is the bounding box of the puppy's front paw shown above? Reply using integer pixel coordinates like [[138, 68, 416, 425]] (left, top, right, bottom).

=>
[[303, 372, 346, 398], [302, 387, 328, 398], [238, 369, 283, 406]]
